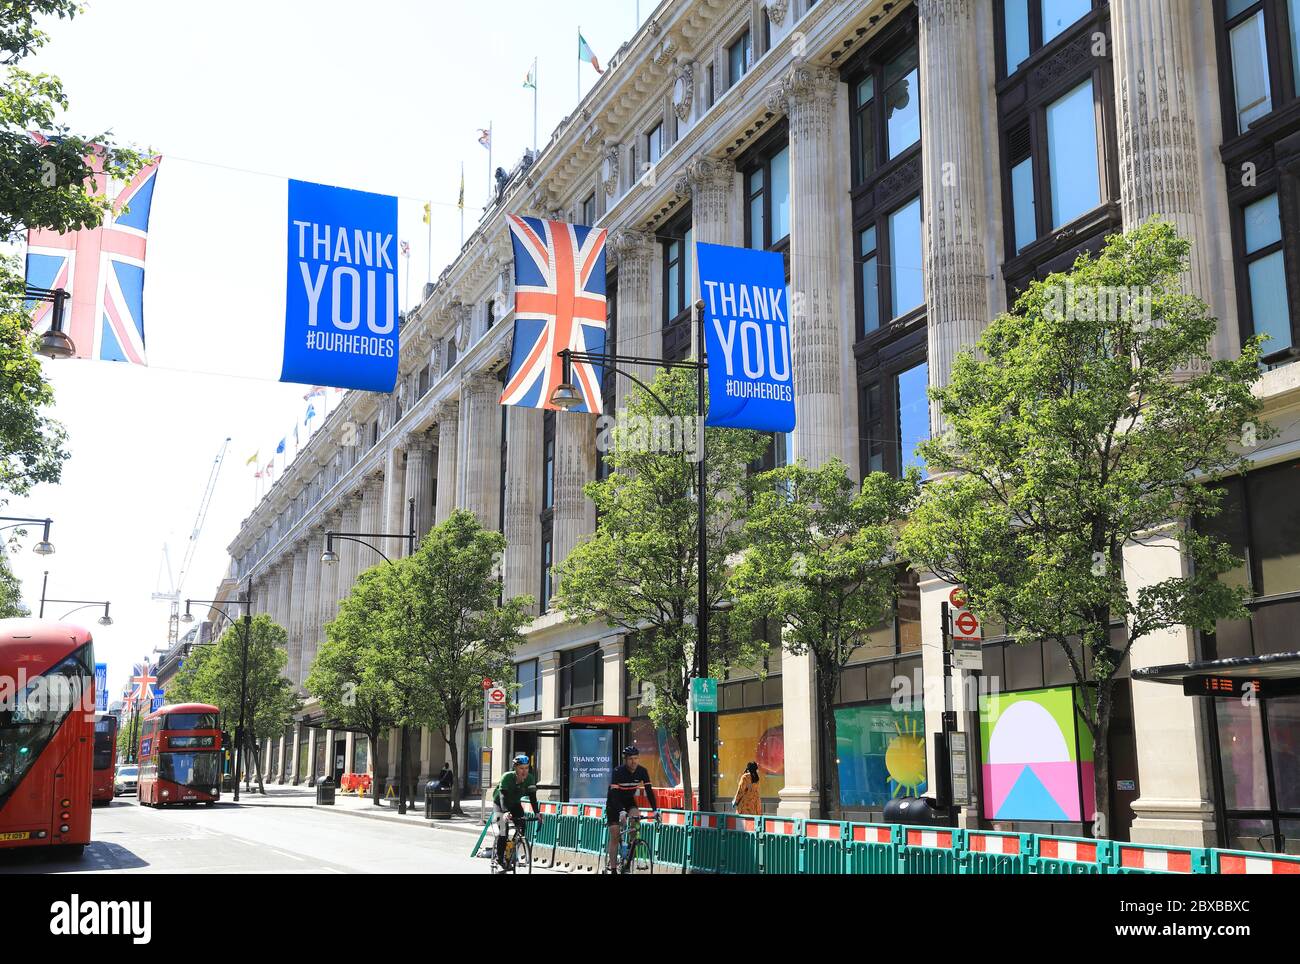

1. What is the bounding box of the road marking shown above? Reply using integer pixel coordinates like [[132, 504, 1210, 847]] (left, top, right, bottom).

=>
[[271, 849, 304, 862]]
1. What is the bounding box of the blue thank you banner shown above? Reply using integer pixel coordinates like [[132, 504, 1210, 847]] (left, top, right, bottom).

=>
[[95, 663, 108, 712], [282, 179, 399, 392], [151, 691, 165, 713], [697, 242, 795, 432]]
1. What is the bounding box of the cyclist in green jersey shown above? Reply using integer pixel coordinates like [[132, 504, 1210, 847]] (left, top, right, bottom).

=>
[[492, 753, 541, 867]]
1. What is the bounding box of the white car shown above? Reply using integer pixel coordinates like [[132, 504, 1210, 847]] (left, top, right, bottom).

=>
[[115, 764, 139, 796]]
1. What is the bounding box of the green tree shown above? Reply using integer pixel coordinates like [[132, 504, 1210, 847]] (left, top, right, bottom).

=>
[[897, 222, 1267, 836], [379, 510, 531, 814], [310, 565, 402, 805], [0, 547, 24, 617], [730, 459, 919, 817], [555, 368, 771, 807], [181, 615, 299, 793], [0, 4, 144, 507]]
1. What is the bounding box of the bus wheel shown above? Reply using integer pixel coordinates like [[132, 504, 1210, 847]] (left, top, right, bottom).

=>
[[52, 844, 85, 859]]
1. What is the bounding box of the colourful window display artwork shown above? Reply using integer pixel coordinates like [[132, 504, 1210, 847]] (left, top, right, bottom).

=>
[[835, 702, 927, 807], [628, 718, 683, 788], [980, 685, 1095, 822], [717, 709, 784, 800]]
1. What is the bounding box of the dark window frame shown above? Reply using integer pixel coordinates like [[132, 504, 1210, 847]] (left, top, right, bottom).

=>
[[1214, 0, 1300, 140], [660, 207, 694, 362], [995, 0, 1101, 80], [559, 643, 604, 713], [856, 327, 928, 479], [728, 29, 752, 89], [740, 120, 793, 257]]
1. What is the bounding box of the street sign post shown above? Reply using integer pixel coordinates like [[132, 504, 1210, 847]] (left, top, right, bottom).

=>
[[689, 677, 717, 713]]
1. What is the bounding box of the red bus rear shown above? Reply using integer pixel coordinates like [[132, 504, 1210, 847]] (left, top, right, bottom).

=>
[[137, 703, 222, 806], [92, 714, 117, 804], [0, 619, 96, 856]]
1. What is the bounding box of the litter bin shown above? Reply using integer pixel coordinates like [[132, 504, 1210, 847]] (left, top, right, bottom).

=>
[[425, 781, 452, 820], [316, 777, 336, 806], [883, 796, 943, 825], [221, 774, 234, 792]]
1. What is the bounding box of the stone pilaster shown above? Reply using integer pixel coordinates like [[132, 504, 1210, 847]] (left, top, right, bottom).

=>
[[434, 400, 460, 524], [306, 726, 318, 787], [553, 412, 596, 564], [287, 544, 309, 688], [919, 0, 993, 435], [257, 565, 278, 619], [606, 229, 657, 408], [357, 477, 384, 578], [403, 431, 436, 544], [680, 155, 737, 353], [462, 373, 505, 530], [538, 652, 562, 798], [601, 636, 625, 717], [335, 495, 363, 607], [274, 558, 292, 634], [300, 528, 323, 686], [317, 511, 341, 634], [769, 63, 846, 469], [504, 406, 543, 612], [1110, 0, 1226, 358], [383, 446, 408, 559]]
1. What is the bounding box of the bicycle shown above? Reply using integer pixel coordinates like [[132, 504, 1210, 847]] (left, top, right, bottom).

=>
[[603, 809, 654, 875], [491, 812, 538, 874]]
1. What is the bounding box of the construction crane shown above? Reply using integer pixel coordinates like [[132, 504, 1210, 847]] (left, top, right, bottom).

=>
[[152, 438, 231, 646]]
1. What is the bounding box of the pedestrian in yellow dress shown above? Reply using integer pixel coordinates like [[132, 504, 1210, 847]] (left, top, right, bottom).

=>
[[733, 761, 762, 815]]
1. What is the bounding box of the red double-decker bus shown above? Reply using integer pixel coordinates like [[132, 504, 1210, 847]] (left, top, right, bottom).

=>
[[92, 713, 117, 804], [137, 703, 222, 806], [0, 618, 96, 857]]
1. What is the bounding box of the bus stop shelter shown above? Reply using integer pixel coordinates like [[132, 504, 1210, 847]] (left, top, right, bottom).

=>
[[501, 715, 631, 802]]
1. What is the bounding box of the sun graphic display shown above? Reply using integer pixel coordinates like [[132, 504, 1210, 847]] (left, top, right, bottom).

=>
[[835, 703, 928, 807], [979, 685, 1095, 822]]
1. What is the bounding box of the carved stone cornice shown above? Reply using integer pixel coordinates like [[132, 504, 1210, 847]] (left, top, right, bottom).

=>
[[765, 0, 790, 27], [607, 228, 656, 266], [601, 142, 621, 197]]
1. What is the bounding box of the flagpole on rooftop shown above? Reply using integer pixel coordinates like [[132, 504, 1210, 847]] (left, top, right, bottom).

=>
[[533, 58, 539, 154]]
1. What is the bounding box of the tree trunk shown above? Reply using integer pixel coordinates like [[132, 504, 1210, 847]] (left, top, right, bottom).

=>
[[816, 661, 840, 819], [676, 721, 694, 811], [447, 724, 463, 816], [1090, 681, 1114, 839], [251, 735, 266, 794], [370, 727, 383, 806]]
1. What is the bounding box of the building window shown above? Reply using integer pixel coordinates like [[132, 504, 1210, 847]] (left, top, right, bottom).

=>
[[485, 296, 496, 331], [540, 536, 553, 611], [540, 408, 555, 611], [597, 274, 618, 481], [728, 30, 751, 88], [1240, 192, 1294, 355], [859, 356, 929, 479], [1045, 78, 1102, 230], [647, 123, 663, 166], [856, 194, 924, 339], [446, 337, 457, 370], [661, 210, 694, 362], [851, 39, 922, 187], [744, 132, 790, 252], [515, 659, 539, 715], [560, 644, 604, 711], [542, 435, 555, 510], [706, 63, 715, 108], [1000, 0, 1095, 77], [1217, 0, 1300, 140], [582, 192, 597, 226]]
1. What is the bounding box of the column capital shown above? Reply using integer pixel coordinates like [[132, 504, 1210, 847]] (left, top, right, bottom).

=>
[[463, 371, 500, 401], [674, 154, 734, 199], [403, 427, 435, 450], [768, 61, 838, 116], [916, 0, 976, 22], [435, 398, 460, 426], [607, 228, 656, 265]]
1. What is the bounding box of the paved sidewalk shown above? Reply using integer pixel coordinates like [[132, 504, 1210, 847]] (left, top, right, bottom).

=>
[[223, 782, 491, 837]]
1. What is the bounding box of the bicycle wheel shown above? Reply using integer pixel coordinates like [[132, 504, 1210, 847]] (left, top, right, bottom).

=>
[[519, 833, 533, 874], [624, 837, 653, 875]]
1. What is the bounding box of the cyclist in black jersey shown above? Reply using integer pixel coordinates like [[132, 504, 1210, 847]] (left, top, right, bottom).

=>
[[605, 745, 657, 873]]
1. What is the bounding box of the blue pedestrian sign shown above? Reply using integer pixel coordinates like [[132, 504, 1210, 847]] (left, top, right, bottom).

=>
[[696, 242, 795, 433]]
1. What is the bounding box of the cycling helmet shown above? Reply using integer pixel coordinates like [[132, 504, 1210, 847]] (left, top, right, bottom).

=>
[[622, 745, 640, 758], [512, 753, 530, 766]]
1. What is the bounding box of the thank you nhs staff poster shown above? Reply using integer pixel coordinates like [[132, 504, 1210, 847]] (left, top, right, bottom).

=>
[[696, 242, 795, 432], [282, 179, 399, 392]]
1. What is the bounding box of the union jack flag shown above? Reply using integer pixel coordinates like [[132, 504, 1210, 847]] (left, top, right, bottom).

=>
[[128, 662, 157, 706], [24, 135, 161, 365], [499, 216, 608, 414]]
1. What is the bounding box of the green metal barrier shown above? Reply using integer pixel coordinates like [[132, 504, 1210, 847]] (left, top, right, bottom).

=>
[[688, 812, 725, 873], [847, 823, 899, 874], [802, 820, 848, 874], [552, 803, 584, 870], [576, 804, 607, 871], [1212, 848, 1300, 875], [1030, 834, 1111, 874], [897, 826, 961, 874], [961, 830, 1030, 874], [760, 816, 802, 874], [719, 814, 761, 873], [653, 809, 691, 873], [1111, 841, 1208, 874], [530, 802, 560, 868]]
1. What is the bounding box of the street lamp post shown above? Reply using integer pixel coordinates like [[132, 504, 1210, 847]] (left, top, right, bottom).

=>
[[183, 588, 253, 801], [550, 300, 716, 812], [321, 496, 417, 813], [24, 285, 75, 359], [39, 590, 114, 626], [0, 516, 56, 557]]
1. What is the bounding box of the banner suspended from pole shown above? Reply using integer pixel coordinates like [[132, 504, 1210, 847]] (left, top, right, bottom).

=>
[[696, 242, 795, 432]]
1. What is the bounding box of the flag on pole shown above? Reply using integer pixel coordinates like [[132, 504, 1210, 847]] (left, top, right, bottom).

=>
[[422, 202, 431, 224], [245, 451, 259, 466], [302, 386, 325, 402], [458, 168, 465, 211], [524, 61, 537, 89], [579, 32, 603, 74], [499, 216, 608, 414], [275, 438, 286, 455], [477, 128, 492, 149], [304, 403, 316, 425]]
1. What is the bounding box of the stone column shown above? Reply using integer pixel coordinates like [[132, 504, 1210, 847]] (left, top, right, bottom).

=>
[[919, 0, 994, 435], [1110, 0, 1225, 357], [553, 412, 597, 564], [434, 401, 460, 524], [356, 477, 384, 581], [317, 510, 342, 636], [305, 726, 317, 787], [769, 63, 846, 470], [1124, 529, 1217, 846], [274, 558, 292, 635], [383, 446, 408, 559], [679, 155, 736, 353], [299, 528, 323, 687], [275, 734, 286, 784], [538, 652, 562, 798], [601, 636, 625, 717], [335, 496, 363, 601], [606, 229, 657, 407], [504, 406, 543, 612], [462, 372, 505, 530], [344, 732, 355, 776], [290, 722, 302, 785], [287, 544, 309, 689], [403, 431, 436, 544]]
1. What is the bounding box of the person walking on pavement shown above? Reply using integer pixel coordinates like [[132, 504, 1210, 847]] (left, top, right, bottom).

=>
[[733, 761, 762, 815]]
